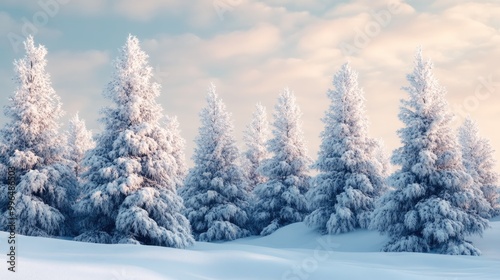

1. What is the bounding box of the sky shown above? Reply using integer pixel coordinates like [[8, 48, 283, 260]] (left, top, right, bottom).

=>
[[1, 0, 500, 171]]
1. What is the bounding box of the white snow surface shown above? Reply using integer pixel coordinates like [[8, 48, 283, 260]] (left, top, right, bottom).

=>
[[1, 219, 499, 280]]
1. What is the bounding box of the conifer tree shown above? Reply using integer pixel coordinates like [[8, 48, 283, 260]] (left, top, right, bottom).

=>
[[74, 35, 194, 248], [180, 83, 250, 242], [165, 115, 188, 190], [305, 63, 388, 234], [253, 88, 311, 236], [0, 36, 77, 237], [66, 113, 95, 180], [459, 118, 499, 217], [374, 139, 391, 178], [371, 49, 489, 255], [242, 103, 270, 192]]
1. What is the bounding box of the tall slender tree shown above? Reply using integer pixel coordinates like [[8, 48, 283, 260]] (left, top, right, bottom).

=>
[[371, 49, 489, 255], [74, 35, 194, 248], [374, 139, 391, 178], [459, 117, 499, 217], [66, 113, 95, 180], [180, 83, 250, 242], [253, 88, 311, 236], [0, 36, 77, 237], [305, 63, 388, 234], [242, 103, 270, 192], [164, 115, 188, 190]]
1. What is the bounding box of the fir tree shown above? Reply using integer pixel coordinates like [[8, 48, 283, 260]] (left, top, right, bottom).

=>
[[305, 63, 388, 234], [164, 115, 187, 190], [459, 118, 499, 217], [66, 113, 95, 180], [74, 35, 194, 248], [371, 49, 489, 255], [180, 83, 251, 242], [253, 88, 311, 236], [374, 139, 392, 178], [242, 103, 270, 192], [0, 36, 77, 237]]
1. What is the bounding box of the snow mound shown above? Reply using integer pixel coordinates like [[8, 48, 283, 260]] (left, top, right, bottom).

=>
[[0, 221, 499, 280], [229, 222, 388, 252]]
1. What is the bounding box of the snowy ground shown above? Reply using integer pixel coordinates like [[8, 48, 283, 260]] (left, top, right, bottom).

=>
[[1, 219, 499, 280]]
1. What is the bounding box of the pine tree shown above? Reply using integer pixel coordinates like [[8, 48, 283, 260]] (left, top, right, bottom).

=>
[[180, 83, 251, 242], [242, 103, 270, 192], [253, 88, 311, 236], [459, 118, 499, 217], [305, 63, 388, 234], [164, 115, 188, 190], [374, 139, 391, 178], [66, 113, 95, 181], [0, 36, 77, 237], [74, 35, 194, 248], [371, 49, 489, 255]]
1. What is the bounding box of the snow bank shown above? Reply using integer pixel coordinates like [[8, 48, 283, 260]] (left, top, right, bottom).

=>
[[1, 221, 499, 280]]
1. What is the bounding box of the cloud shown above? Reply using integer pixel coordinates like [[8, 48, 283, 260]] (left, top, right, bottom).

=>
[[1, 0, 500, 171], [206, 24, 282, 59], [142, 23, 282, 78], [0, 11, 64, 54], [46, 50, 111, 129], [112, 0, 183, 21], [62, 0, 109, 16], [47, 50, 110, 83], [128, 0, 500, 169]]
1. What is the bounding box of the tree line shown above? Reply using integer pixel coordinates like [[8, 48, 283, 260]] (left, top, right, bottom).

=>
[[0, 35, 498, 256]]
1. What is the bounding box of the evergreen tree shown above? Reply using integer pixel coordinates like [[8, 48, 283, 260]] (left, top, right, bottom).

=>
[[242, 103, 270, 192], [305, 63, 388, 234], [374, 139, 391, 178], [66, 113, 95, 180], [180, 83, 251, 242], [253, 88, 311, 236], [74, 35, 194, 248], [164, 115, 187, 190], [459, 118, 500, 217], [0, 36, 77, 237], [371, 49, 489, 255]]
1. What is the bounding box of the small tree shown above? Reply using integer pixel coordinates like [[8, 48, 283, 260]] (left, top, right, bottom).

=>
[[374, 139, 391, 178], [459, 118, 500, 217], [305, 63, 388, 234], [371, 49, 489, 255], [180, 83, 250, 242], [242, 103, 270, 192], [66, 113, 95, 180], [74, 35, 193, 248], [0, 36, 77, 237], [165, 115, 188, 190], [253, 88, 311, 236]]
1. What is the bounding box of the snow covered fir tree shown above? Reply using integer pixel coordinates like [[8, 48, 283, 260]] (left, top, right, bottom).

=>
[[66, 113, 95, 182], [0, 32, 498, 263], [459, 117, 500, 217], [0, 36, 77, 237], [74, 35, 194, 248], [305, 63, 388, 234], [180, 83, 251, 242], [252, 88, 311, 236], [164, 115, 188, 191], [242, 103, 270, 192], [371, 49, 490, 255]]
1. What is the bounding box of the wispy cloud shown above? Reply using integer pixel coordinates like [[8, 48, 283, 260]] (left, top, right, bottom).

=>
[[1, 0, 500, 171]]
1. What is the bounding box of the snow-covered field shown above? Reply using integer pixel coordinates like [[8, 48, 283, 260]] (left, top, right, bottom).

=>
[[1, 219, 499, 280]]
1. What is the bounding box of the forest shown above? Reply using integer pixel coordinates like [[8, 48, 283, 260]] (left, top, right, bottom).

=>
[[0, 34, 498, 257]]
